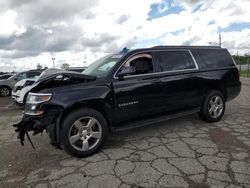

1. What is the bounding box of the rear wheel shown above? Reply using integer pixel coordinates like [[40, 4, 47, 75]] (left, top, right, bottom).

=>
[[60, 108, 108, 157], [0, 86, 10, 97], [199, 90, 225, 122]]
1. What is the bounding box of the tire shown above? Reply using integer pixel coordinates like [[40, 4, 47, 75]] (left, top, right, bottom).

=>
[[50, 141, 63, 150], [60, 108, 108, 157], [199, 90, 225, 122], [0, 86, 11, 97]]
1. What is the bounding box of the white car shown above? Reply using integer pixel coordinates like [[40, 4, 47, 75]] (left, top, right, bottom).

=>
[[12, 68, 63, 105], [0, 70, 42, 97], [12, 78, 38, 105]]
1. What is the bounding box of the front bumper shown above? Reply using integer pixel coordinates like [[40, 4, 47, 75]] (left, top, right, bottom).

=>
[[13, 108, 62, 146], [12, 95, 24, 105]]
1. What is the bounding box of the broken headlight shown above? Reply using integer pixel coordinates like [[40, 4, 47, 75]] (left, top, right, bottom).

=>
[[25, 93, 52, 115], [26, 92, 52, 104]]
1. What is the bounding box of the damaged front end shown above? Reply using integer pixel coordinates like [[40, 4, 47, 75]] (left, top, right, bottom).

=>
[[13, 71, 96, 148], [13, 93, 62, 148], [13, 115, 44, 149]]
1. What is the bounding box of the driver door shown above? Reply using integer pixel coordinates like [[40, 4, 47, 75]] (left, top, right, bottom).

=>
[[112, 53, 164, 126]]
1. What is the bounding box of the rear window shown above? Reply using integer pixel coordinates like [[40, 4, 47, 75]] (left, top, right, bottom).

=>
[[195, 49, 234, 68], [157, 50, 196, 72]]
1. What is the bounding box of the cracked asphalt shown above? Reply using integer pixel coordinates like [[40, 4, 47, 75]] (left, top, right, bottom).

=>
[[0, 77, 250, 188]]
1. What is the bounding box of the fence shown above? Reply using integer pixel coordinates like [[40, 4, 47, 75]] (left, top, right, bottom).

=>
[[234, 56, 250, 77]]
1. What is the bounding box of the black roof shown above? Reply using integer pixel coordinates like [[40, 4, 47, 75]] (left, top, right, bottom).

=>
[[122, 45, 224, 57], [151, 45, 222, 49]]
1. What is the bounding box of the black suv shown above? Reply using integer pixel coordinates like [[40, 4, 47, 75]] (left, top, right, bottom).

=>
[[14, 46, 241, 157]]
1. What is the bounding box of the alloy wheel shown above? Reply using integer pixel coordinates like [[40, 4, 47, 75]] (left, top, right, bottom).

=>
[[68, 116, 102, 152], [208, 95, 224, 118], [0, 87, 10, 96]]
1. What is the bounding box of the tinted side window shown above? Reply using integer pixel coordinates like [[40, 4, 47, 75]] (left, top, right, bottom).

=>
[[195, 49, 234, 68], [157, 51, 196, 72], [118, 54, 154, 76], [1, 75, 10, 79]]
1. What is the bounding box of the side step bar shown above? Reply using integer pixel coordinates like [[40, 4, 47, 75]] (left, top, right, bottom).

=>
[[112, 108, 200, 132]]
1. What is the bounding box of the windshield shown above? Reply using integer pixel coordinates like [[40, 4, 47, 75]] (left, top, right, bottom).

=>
[[82, 54, 123, 77]]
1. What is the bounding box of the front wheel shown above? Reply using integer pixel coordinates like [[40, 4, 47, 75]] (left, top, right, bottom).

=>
[[199, 90, 225, 122], [60, 108, 108, 157]]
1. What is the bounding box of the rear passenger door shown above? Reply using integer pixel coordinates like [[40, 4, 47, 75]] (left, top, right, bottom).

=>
[[156, 49, 202, 112]]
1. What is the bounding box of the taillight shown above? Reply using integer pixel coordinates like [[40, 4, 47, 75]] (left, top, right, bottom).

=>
[[237, 69, 240, 81]]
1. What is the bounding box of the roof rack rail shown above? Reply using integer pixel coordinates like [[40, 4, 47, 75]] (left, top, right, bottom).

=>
[[151, 45, 221, 49]]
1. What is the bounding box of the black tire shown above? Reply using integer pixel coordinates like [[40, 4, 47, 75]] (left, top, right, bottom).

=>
[[0, 86, 11, 97], [60, 108, 108, 157], [199, 90, 225, 122], [50, 141, 63, 150]]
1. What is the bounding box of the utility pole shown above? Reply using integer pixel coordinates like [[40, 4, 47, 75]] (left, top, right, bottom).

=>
[[219, 33, 222, 47], [52, 57, 56, 68], [84, 54, 87, 67], [247, 55, 250, 77], [209, 33, 222, 47]]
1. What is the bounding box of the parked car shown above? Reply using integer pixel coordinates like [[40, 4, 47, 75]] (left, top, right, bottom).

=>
[[12, 69, 62, 105], [0, 74, 14, 80], [0, 70, 42, 97], [14, 46, 241, 157]]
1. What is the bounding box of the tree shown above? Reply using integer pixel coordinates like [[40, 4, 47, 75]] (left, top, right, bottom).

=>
[[61, 63, 70, 70], [36, 63, 42, 70], [232, 55, 249, 65]]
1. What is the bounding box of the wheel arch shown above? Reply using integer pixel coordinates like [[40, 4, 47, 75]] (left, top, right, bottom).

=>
[[59, 100, 113, 131], [0, 85, 12, 90], [202, 81, 227, 102]]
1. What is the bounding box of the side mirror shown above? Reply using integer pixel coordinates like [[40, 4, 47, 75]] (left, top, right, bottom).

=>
[[117, 66, 136, 77], [13, 77, 18, 81]]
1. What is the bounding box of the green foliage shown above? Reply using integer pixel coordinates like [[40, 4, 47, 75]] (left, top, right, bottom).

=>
[[232, 55, 250, 65], [239, 70, 250, 77], [61, 63, 70, 69], [36, 63, 43, 70]]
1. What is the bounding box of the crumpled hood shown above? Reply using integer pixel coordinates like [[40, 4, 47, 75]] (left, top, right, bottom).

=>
[[36, 70, 96, 83], [15, 78, 37, 87]]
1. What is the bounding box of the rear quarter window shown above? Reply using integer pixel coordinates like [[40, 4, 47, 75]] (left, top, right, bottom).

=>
[[156, 50, 196, 72], [195, 49, 234, 69]]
